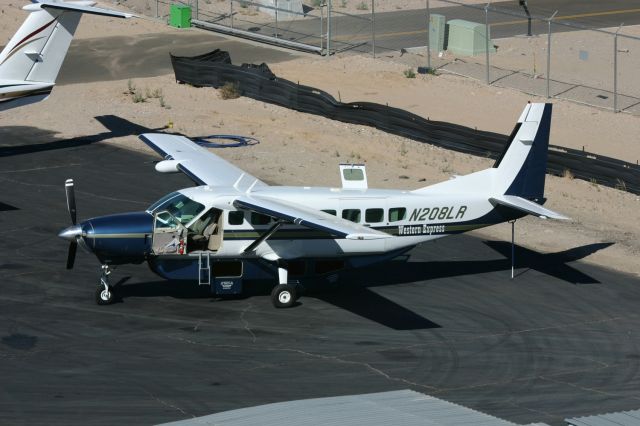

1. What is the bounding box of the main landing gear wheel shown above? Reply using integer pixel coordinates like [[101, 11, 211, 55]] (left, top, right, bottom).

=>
[[95, 285, 114, 305], [271, 284, 297, 309]]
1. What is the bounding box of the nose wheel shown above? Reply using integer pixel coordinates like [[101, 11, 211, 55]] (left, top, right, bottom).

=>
[[95, 265, 115, 305]]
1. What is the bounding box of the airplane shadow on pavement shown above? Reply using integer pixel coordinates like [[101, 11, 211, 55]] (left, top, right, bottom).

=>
[[0, 116, 156, 157], [111, 241, 613, 331]]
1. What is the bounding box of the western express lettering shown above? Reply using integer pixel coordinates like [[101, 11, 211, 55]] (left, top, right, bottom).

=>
[[398, 224, 445, 236]]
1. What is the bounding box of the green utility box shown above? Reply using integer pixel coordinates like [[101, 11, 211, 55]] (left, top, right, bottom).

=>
[[170, 4, 191, 28], [429, 14, 446, 52], [446, 19, 495, 56]]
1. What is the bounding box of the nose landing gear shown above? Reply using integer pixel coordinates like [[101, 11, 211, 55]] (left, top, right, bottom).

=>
[[95, 264, 115, 305]]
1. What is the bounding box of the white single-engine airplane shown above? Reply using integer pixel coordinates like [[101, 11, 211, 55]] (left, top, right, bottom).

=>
[[59, 103, 569, 308], [0, 0, 132, 111]]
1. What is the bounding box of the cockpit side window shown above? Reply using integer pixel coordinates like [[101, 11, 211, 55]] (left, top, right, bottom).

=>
[[154, 211, 182, 230]]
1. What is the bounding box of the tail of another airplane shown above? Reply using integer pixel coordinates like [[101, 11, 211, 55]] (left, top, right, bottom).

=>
[[0, 1, 132, 111], [414, 103, 568, 219]]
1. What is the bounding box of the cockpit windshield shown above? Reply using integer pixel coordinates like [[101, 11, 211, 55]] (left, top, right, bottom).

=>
[[147, 192, 205, 225], [147, 192, 180, 214]]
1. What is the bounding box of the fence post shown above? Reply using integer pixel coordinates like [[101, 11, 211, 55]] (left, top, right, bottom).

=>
[[327, 0, 332, 57], [614, 24, 623, 113], [546, 11, 557, 99], [484, 3, 490, 85], [156, 0, 159, 18], [320, 2, 324, 54], [371, 0, 376, 58], [426, 0, 431, 71], [275, 0, 279, 39], [230, 0, 234, 29], [195, 0, 199, 20]]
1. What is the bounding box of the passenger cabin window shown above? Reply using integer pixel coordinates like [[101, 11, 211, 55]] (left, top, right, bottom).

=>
[[322, 209, 337, 216], [342, 209, 361, 223], [365, 208, 384, 223], [389, 207, 407, 222], [228, 211, 244, 225], [251, 212, 271, 225]]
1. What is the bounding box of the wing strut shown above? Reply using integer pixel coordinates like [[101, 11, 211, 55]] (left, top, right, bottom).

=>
[[243, 221, 284, 254]]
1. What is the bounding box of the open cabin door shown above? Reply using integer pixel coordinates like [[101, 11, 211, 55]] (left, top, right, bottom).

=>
[[340, 164, 368, 190], [151, 210, 188, 255]]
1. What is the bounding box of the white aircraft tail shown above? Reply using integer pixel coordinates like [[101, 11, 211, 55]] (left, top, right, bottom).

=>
[[0, 1, 132, 84], [414, 103, 568, 219]]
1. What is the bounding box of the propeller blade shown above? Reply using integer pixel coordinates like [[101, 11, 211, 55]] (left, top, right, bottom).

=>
[[65, 178, 77, 225], [66, 241, 77, 270]]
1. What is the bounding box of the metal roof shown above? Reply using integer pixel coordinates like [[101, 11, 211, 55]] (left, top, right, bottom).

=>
[[158, 389, 522, 426], [566, 409, 640, 426]]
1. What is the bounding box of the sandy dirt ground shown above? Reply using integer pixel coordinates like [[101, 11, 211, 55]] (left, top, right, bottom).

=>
[[1, 3, 639, 278], [269, 54, 640, 163]]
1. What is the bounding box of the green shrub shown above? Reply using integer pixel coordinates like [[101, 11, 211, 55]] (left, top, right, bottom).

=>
[[403, 68, 416, 78]]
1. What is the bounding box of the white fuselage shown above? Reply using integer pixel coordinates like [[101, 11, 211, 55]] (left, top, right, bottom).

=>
[[174, 184, 498, 261]]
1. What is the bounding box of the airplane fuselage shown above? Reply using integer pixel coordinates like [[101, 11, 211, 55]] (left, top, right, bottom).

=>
[[64, 184, 523, 284]]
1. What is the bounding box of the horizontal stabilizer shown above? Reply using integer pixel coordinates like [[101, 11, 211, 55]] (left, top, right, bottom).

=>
[[32, 1, 135, 18], [234, 195, 392, 240], [490, 195, 570, 220]]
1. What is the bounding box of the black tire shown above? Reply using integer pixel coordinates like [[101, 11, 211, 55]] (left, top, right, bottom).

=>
[[95, 285, 114, 306], [271, 284, 297, 309]]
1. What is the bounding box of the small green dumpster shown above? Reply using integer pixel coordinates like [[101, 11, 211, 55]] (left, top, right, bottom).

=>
[[170, 4, 191, 28]]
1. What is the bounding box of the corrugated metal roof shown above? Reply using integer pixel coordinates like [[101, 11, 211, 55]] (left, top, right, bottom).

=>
[[566, 409, 640, 426], [158, 389, 521, 426]]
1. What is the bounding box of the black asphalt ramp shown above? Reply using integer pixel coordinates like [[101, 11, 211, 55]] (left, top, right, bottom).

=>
[[1, 127, 640, 425]]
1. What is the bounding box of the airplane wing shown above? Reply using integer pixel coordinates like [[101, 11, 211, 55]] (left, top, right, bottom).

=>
[[140, 133, 268, 188], [490, 195, 570, 220], [234, 195, 393, 240]]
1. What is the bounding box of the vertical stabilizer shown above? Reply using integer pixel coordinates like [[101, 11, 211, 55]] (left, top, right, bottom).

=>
[[0, 4, 81, 83], [0, 1, 132, 111], [0, 1, 132, 84], [493, 103, 552, 202]]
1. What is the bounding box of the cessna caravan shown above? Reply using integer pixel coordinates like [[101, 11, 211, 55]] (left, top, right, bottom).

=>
[[58, 103, 568, 308], [0, 0, 132, 112]]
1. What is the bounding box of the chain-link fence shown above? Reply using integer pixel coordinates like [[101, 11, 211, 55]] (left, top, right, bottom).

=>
[[420, 0, 640, 114], [150, 0, 380, 54], [148, 0, 640, 113]]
